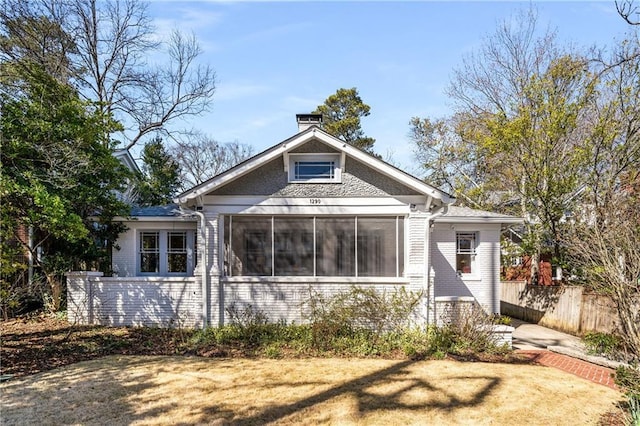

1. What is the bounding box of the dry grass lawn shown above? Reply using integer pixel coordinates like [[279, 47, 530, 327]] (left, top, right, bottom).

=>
[[1, 355, 621, 425]]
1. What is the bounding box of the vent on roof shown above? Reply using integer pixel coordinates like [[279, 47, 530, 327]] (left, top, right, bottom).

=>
[[296, 113, 323, 132]]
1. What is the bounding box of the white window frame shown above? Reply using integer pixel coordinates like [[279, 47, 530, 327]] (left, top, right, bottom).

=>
[[139, 231, 160, 274], [286, 153, 342, 183], [456, 232, 477, 275], [138, 230, 196, 276], [167, 231, 188, 273]]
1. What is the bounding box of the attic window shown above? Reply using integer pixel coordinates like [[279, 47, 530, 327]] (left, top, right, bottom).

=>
[[288, 154, 341, 183], [295, 161, 334, 179]]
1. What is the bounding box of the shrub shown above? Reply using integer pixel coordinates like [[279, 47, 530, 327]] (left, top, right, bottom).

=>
[[492, 314, 512, 326], [188, 289, 509, 360], [583, 332, 623, 358], [303, 285, 423, 349], [437, 302, 504, 354], [615, 365, 640, 426]]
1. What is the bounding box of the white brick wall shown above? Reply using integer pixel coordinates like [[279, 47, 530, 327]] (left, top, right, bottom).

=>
[[431, 223, 502, 314], [67, 272, 202, 327], [216, 280, 422, 326]]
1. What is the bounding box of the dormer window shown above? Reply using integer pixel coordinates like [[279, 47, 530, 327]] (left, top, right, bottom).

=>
[[287, 153, 342, 183]]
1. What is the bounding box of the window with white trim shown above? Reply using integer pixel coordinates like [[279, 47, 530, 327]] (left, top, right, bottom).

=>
[[167, 232, 188, 273], [288, 154, 341, 183], [138, 230, 196, 276], [223, 216, 404, 278], [140, 232, 160, 273], [456, 232, 477, 274]]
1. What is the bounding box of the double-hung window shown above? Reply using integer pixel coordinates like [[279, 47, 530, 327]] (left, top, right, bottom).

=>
[[167, 232, 188, 273], [140, 232, 160, 273], [138, 230, 195, 276], [456, 232, 477, 275]]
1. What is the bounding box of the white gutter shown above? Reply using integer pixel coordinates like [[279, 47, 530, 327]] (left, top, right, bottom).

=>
[[179, 207, 208, 329], [425, 204, 449, 326]]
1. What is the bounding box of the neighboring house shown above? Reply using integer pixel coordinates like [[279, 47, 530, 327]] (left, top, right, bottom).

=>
[[67, 114, 521, 329], [112, 149, 142, 204]]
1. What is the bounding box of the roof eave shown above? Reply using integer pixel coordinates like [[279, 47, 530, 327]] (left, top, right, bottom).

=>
[[112, 216, 198, 222], [434, 217, 524, 224]]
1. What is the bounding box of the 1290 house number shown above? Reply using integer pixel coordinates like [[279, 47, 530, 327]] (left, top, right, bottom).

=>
[[309, 198, 321, 204]]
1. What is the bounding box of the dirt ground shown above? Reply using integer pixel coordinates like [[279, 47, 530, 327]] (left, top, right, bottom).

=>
[[1, 315, 188, 378], [0, 314, 519, 378]]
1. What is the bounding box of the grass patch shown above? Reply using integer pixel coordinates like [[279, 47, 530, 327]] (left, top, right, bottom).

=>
[[1, 355, 622, 425]]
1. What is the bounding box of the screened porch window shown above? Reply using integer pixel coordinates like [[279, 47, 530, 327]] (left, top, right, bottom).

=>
[[224, 216, 404, 278]]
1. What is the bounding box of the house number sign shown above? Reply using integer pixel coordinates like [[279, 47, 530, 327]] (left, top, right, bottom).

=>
[[309, 198, 321, 204]]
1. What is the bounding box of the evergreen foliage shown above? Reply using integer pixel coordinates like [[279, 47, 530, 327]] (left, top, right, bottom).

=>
[[135, 136, 181, 206], [313, 87, 376, 153], [1, 66, 130, 313]]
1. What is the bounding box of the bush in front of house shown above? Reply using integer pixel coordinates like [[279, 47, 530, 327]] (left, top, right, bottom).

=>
[[303, 286, 423, 351], [436, 301, 511, 356], [186, 286, 508, 359]]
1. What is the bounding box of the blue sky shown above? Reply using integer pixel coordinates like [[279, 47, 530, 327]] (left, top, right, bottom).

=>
[[147, 1, 631, 174]]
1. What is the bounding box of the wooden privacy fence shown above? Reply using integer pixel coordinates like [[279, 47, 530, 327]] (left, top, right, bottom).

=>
[[500, 280, 639, 335]]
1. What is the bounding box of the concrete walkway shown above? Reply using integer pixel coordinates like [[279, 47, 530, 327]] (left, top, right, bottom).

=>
[[511, 319, 584, 351], [511, 319, 621, 389]]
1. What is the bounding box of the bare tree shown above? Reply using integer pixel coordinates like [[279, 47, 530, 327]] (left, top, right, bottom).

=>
[[435, 7, 604, 283], [566, 179, 640, 357], [409, 114, 486, 207], [169, 134, 254, 190], [586, 39, 640, 225], [1, 0, 216, 149], [616, 0, 640, 25], [447, 8, 559, 117], [68, 0, 217, 149]]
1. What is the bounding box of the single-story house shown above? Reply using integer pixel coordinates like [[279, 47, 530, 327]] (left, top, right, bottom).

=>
[[67, 114, 521, 331]]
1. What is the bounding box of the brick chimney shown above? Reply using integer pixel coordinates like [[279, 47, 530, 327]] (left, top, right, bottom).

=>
[[296, 113, 323, 132]]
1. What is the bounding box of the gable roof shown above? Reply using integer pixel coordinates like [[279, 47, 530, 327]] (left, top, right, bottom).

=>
[[113, 149, 141, 174], [175, 126, 455, 205]]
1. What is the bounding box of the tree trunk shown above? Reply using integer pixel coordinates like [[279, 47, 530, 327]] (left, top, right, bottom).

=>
[[45, 274, 63, 312]]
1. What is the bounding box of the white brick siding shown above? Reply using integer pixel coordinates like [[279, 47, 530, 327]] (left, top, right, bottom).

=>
[[67, 272, 202, 327], [86, 205, 506, 329], [217, 280, 421, 326]]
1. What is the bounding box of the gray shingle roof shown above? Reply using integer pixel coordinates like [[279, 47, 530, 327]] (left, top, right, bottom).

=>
[[129, 204, 182, 217]]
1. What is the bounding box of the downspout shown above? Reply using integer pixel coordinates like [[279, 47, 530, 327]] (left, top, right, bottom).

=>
[[179, 206, 208, 329], [425, 204, 449, 326], [28, 226, 34, 286]]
